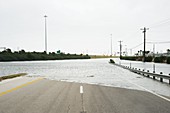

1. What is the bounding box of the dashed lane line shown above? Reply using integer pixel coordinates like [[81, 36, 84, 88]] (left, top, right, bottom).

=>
[[80, 85, 83, 94]]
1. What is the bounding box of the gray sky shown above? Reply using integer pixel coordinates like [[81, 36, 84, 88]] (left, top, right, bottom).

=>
[[0, 0, 170, 55]]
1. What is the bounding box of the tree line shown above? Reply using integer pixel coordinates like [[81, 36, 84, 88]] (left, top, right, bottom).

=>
[[120, 56, 170, 64], [0, 49, 90, 61]]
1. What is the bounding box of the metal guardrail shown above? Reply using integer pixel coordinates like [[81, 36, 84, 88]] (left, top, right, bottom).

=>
[[111, 63, 170, 84]]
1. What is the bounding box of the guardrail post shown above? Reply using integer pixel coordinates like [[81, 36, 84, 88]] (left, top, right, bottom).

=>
[[147, 70, 150, 77], [153, 71, 155, 79], [160, 72, 163, 82], [142, 69, 145, 75], [113, 62, 170, 85], [138, 69, 141, 74], [153, 64, 155, 73], [135, 68, 137, 73]]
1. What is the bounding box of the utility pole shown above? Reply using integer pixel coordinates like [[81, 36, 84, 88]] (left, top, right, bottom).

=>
[[130, 49, 132, 56], [110, 34, 112, 56], [140, 27, 149, 62], [125, 45, 127, 56], [153, 43, 155, 58], [44, 15, 48, 53], [118, 41, 123, 58]]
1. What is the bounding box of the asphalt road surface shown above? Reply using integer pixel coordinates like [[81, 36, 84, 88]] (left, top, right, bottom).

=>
[[0, 78, 170, 113]]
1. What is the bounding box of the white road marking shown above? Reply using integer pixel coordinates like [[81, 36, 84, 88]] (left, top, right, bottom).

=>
[[124, 79, 170, 102], [115, 65, 170, 102], [80, 86, 83, 94]]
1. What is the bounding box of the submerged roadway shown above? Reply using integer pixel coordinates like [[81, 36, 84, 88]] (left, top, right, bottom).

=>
[[0, 77, 170, 113]]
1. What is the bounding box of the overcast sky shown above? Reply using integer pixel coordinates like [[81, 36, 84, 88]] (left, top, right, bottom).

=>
[[0, 0, 170, 55]]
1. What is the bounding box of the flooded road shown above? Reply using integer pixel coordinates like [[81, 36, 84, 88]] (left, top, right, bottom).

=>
[[114, 58, 170, 75], [0, 58, 170, 97]]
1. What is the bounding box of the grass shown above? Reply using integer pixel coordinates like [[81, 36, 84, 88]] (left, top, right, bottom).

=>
[[0, 73, 27, 81], [90, 55, 118, 59]]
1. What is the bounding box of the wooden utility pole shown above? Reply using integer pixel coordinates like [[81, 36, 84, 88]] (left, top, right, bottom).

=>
[[118, 41, 123, 58], [140, 27, 149, 62]]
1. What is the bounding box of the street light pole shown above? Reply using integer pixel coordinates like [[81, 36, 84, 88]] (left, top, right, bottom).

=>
[[153, 43, 155, 58], [44, 15, 48, 53], [110, 34, 112, 56]]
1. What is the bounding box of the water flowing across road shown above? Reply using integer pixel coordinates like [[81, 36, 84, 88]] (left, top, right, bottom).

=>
[[114, 58, 170, 75], [0, 58, 170, 97]]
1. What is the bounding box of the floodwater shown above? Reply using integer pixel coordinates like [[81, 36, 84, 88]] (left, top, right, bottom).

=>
[[0, 58, 170, 97], [114, 58, 170, 75]]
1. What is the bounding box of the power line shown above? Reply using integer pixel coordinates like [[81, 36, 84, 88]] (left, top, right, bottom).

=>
[[128, 41, 169, 53], [130, 43, 143, 49], [147, 41, 170, 44], [149, 17, 170, 28]]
